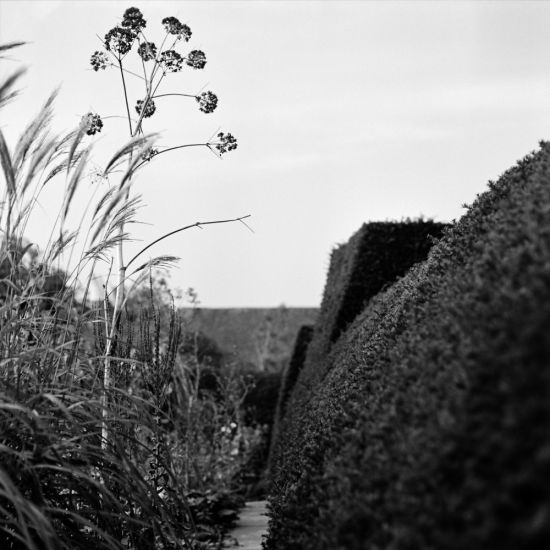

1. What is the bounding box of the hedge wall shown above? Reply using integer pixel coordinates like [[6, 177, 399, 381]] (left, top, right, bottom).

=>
[[268, 324, 314, 474], [267, 143, 550, 549], [274, 324, 314, 423], [296, 220, 447, 395]]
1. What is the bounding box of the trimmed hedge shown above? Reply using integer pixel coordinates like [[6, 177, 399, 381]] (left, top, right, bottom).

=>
[[267, 143, 550, 549], [297, 220, 447, 393], [268, 324, 314, 474], [275, 324, 315, 422]]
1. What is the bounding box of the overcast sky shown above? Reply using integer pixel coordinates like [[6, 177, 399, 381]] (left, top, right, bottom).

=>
[[1, 0, 550, 307]]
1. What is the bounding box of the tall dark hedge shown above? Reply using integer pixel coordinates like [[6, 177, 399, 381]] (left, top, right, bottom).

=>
[[297, 220, 446, 395], [331, 220, 447, 344], [267, 143, 550, 550], [268, 324, 314, 475], [275, 324, 314, 422]]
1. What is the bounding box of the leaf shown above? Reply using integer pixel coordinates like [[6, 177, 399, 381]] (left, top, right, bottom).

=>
[[0, 129, 15, 197], [0, 41, 26, 55], [0, 68, 25, 108], [62, 148, 90, 224], [14, 89, 58, 170]]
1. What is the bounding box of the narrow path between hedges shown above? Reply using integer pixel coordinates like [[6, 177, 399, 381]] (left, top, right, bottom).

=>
[[225, 500, 269, 549]]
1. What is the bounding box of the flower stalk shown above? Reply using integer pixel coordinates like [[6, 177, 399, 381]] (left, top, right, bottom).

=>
[[86, 7, 239, 451]]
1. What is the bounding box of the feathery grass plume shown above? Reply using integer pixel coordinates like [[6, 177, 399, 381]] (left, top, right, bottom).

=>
[[0, 68, 25, 108], [61, 148, 91, 226], [102, 133, 156, 176], [0, 129, 16, 200], [0, 42, 26, 109], [19, 135, 59, 196], [14, 89, 58, 171], [130, 255, 180, 276]]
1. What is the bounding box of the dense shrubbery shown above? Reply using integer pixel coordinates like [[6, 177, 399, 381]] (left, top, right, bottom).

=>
[[0, 34, 251, 549], [267, 144, 550, 549]]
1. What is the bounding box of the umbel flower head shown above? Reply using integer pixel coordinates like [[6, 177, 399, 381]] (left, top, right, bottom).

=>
[[90, 51, 109, 71], [104, 26, 135, 55], [162, 16, 192, 41], [138, 42, 157, 62], [215, 132, 237, 155], [185, 50, 206, 69], [159, 50, 183, 72], [121, 7, 146, 32], [196, 91, 218, 114], [80, 112, 103, 136], [135, 98, 156, 118]]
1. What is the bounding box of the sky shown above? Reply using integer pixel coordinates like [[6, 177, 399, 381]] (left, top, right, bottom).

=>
[[1, 0, 550, 307]]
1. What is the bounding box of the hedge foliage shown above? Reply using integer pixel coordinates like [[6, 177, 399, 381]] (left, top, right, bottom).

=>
[[268, 324, 314, 474], [297, 220, 446, 393], [274, 324, 315, 423], [267, 143, 550, 550]]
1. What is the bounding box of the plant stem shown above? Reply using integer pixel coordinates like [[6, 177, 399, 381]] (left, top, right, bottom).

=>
[[152, 93, 196, 99], [117, 59, 133, 136], [126, 215, 252, 271]]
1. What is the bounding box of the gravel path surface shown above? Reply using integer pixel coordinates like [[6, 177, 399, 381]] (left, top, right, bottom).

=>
[[225, 500, 268, 549]]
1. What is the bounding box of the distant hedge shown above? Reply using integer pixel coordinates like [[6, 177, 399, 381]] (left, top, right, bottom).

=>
[[243, 371, 282, 428], [274, 324, 314, 422], [268, 324, 314, 473], [267, 143, 550, 549]]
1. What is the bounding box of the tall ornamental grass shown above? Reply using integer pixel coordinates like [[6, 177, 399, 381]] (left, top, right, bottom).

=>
[[0, 9, 252, 547]]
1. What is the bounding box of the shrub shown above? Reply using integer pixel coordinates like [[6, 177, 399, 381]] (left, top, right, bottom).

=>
[[267, 324, 314, 475], [274, 324, 315, 423], [297, 220, 447, 394], [267, 143, 550, 549]]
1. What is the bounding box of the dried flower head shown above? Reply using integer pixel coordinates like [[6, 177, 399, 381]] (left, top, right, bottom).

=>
[[138, 42, 157, 62], [80, 113, 103, 136], [159, 50, 183, 72], [135, 98, 156, 118], [196, 91, 218, 114], [104, 26, 135, 55], [121, 7, 146, 32], [215, 132, 237, 155], [162, 16, 192, 41], [90, 51, 109, 71], [141, 147, 159, 162], [185, 50, 206, 69]]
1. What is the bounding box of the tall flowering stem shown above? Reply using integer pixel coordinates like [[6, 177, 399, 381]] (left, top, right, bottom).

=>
[[87, 6, 239, 450]]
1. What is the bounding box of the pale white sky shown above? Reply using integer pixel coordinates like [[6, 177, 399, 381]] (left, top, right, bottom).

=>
[[1, 0, 550, 307]]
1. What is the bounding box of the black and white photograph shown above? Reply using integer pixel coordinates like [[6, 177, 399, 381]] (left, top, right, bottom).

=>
[[0, 1, 549, 548]]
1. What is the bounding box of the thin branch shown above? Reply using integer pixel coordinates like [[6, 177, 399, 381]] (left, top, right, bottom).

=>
[[109, 64, 145, 81], [125, 215, 253, 270], [134, 143, 209, 171], [152, 93, 197, 100], [102, 115, 140, 123]]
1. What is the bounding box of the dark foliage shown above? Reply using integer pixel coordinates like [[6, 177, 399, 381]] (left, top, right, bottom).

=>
[[299, 220, 446, 395], [267, 143, 550, 550], [268, 324, 314, 475], [237, 371, 283, 496], [187, 490, 245, 545], [330, 220, 447, 343], [275, 324, 314, 423], [243, 371, 282, 428]]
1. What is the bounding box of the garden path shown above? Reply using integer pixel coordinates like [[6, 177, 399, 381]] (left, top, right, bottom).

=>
[[225, 500, 269, 549]]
